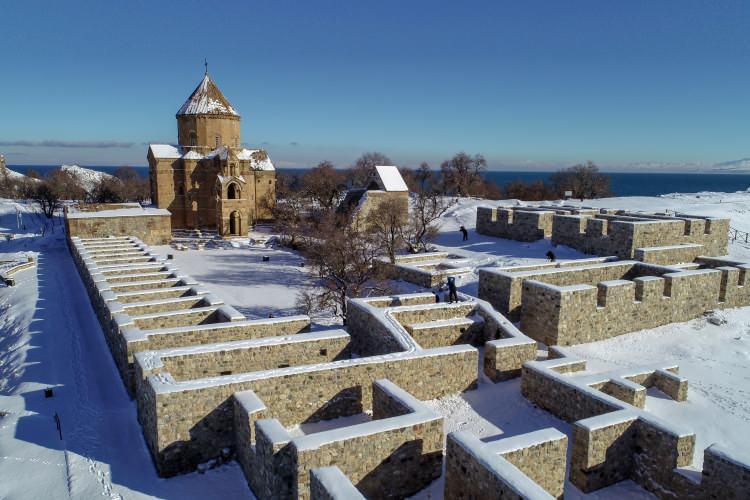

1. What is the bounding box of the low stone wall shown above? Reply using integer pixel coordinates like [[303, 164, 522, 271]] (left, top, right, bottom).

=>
[[348, 294, 537, 382], [445, 429, 567, 499], [65, 203, 172, 245], [309, 466, 365, 500], [634, 243, 705, 265], [481, 259, 750, 345], [137, 330, 351, 382], [375, 252, 472, 288], [521, 348, 750, 498], [0, 256, 35, 285], [550, 211, 729, 261], [478, 258, 628, 319], [68, 236, 308, 396], [237, 379, 442, 500], [476, 206, 555, 241], [136, 344, 476, 476]]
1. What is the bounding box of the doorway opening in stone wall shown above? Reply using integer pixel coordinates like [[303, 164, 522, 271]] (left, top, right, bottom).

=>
[[230, 210, 241, 235], [228, 182, 240, 199]]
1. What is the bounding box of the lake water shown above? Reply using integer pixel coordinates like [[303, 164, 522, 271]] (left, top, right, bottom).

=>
[[10, 165, 750, 197]]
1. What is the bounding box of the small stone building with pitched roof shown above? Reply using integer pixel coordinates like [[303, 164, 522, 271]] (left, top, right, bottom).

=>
[[338, 165, 409, 224], [147, 72, 276, 237]]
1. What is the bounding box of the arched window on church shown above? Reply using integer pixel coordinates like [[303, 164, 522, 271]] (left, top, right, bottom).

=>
[[230, 163, 237, 176], [189, 131, 197, 147], [227, 183, 240, 200], [215, 135, 221, 148]]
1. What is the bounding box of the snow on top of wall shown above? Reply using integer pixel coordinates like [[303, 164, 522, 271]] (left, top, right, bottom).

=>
[[66, 206, 171, 219], [149, 144, 182, 159], [176, 74, 239, 117], [374, 165, 408, 192]]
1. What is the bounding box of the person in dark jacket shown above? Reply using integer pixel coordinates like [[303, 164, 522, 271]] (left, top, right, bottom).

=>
[[459, 225, 469, 241], [447, 276, 458, 303], [546, 250, 556, 262]]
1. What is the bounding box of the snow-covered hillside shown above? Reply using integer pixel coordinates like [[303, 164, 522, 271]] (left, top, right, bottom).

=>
[[60, 164, 116, 193]]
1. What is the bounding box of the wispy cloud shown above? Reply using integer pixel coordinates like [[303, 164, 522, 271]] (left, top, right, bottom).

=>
[[0, 140, 135, 148], [289, 141, 300, 147]]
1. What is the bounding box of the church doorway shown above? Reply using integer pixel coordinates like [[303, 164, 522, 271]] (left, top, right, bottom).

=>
[[229, 211, 241, 235]]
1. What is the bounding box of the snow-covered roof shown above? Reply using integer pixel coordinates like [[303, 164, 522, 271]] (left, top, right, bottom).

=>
[[176, 73, 239, 117], [149, 144, 182, 159], [150, 144, 274, 170], [206, 146, 275, 171], [182, 150, 202, 160], [372, 165, 408, 192], [238, 149, 275, 170]]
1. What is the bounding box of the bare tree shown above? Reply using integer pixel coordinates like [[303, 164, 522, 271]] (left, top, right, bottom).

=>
[[91, 176, 124, 203], [301, 160, 346, 210], [366, 197, 408, 263], [348, 151, 392, 187], [400, 189, 456, 253], [113, 166, 150, 202], [416, 162, 433, 191], [263, 190, 308, 249], [504, 179, 556, 201], [440, 152, 487, 196], [48, 168, 87, 201], [303, 212, 389, 322], [32, 181, 62, 218], [550, 161, 611, 200]]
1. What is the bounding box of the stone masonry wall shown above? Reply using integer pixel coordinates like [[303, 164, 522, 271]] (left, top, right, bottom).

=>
[[476, 206, 554, 242], [66, 208, 172, 245], [445, 430, 566, 499], [141, 333, 351, 382], [522, 350, 750, 498], [520, 267, 742, 345], [137, 345, 477, 476]]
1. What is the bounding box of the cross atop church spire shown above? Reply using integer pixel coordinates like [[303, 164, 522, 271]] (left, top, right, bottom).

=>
[[204, 58, 208, 75]]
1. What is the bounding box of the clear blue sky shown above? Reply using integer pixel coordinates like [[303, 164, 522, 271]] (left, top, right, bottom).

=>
[[1, 0, 748, 170]]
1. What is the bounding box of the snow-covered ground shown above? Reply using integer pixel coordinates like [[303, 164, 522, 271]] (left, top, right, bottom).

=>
[[2, 189, 750, 499]]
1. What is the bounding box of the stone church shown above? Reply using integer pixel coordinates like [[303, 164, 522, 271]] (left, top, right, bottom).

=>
[[148, 72, 276, 236]]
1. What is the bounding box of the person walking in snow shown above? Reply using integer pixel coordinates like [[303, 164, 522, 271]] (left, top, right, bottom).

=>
[[447, 276, 458, 303], [459, 225, 468, 241], [546, 250, 556, 262]]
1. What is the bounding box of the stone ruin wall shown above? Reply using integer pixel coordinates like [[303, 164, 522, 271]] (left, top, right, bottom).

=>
[[374, 252, 472, 288], [445, 429, 567, 499], [65, 222, 749, 498], [476, 205, 598, 242], [520, 348, 750, 498], [480, 260, 750, 346], [309, 466, 365, 500], [550, 211, 729, 261], [476, 205, 730, 266], [236, 380, 443, 500], [65, 205, 172, 245]]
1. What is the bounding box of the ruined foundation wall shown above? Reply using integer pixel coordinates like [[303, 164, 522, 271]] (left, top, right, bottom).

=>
[[66, 206, 172, 245], [137, 345, 477, 475], [476, 206, 554, 242]]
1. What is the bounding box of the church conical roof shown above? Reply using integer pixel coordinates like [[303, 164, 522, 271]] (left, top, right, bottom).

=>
[[176, 73, 239, 117]]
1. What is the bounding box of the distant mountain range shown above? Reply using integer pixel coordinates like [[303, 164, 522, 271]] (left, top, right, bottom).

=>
[[621, 158, 750, 173], [713, 158, 750, 171]]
